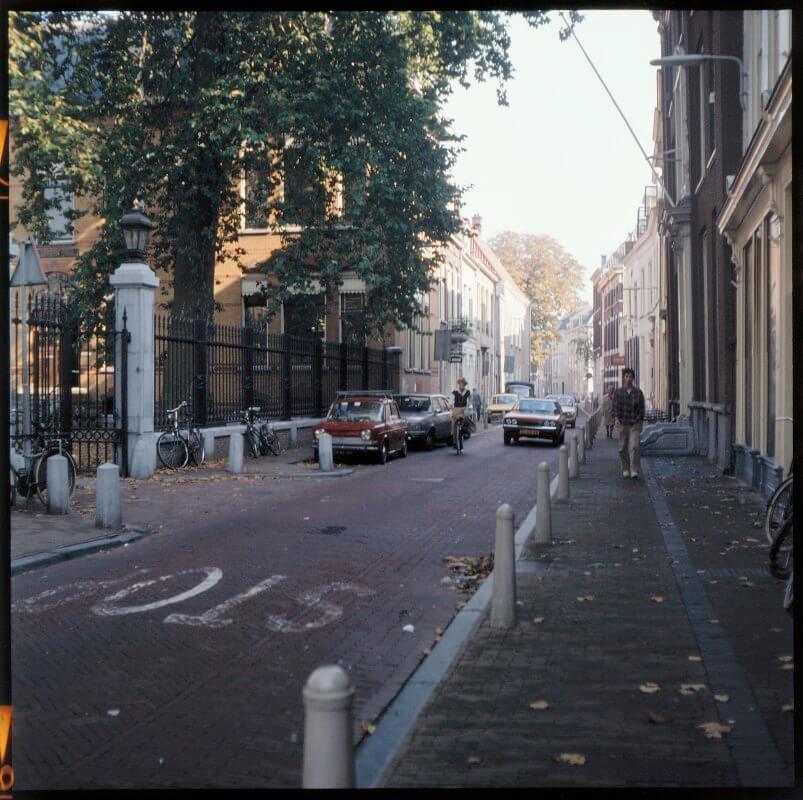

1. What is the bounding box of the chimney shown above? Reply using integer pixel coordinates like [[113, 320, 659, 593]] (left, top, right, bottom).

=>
[[471, 214, 482, 235]]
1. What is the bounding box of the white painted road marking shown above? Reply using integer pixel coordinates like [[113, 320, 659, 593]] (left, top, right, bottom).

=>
[[91, 568, 223, 617], [163, 575, 288, 628], [265, 580, 376, 633]]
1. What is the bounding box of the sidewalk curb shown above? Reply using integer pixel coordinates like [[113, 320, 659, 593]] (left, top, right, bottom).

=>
[[272, 468, 356, 479], [11, 524, 154, 577], [355, 467, 562, 787]]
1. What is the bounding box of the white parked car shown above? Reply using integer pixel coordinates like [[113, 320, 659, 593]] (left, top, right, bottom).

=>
[[547, 394, 578, 428]]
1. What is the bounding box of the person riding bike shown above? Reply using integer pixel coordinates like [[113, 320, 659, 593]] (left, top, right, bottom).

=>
[[451, 377, 471, 452]]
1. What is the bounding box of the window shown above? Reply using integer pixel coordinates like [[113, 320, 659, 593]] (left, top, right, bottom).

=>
[[283, 293, 326, 338], [44, 183, 74, 241], [340, 292, 366, 345], [243, 167, 271, 230], [282, 143, 326, 224]]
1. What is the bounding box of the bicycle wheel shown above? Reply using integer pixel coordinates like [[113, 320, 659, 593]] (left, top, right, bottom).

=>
[[157, 431, 189, 469], [34, 448, 77, 507], [187, 428, 206, 466], [765, 475, 794, 545], [247, 427, 262, 458], [769, 516, 793, 579], [783, 559, 793, 614], [9, 467, 17, 507]]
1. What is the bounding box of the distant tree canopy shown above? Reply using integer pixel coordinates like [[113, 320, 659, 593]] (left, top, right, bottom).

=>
[[10, 10, 581, 332], [488, 231, 585, 365]]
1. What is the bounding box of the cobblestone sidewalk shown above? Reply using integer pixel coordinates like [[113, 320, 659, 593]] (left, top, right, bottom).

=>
[[381, 437, 794, 788]]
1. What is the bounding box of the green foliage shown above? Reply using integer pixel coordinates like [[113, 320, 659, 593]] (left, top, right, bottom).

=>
[[10, 10, 582, 333], [488, 231, 585, 366]]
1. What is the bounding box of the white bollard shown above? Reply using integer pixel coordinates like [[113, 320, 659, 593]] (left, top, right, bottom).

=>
[[227, 433, 244, 474], [290, 422, 299, 449], [302, 665, 355, 788], [202, 430, 216, 461], [557, 445, 570, 502], [46, 454, 70, 515], [318, 432, 334, 472], [95, 462, 122, 529], [534, 462, 552, 544], [578, 429, 586, 464], [490, 504, 516, 629], [569, 435, 579, 478]]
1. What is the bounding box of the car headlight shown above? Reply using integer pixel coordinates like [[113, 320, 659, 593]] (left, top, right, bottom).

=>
[[314, 429, 323, 439], [361, 429, 372, 441], [505, 417, 516, 425]]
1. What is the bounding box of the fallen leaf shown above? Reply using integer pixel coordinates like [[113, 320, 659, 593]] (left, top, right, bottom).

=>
[[361, 720, 376, 735], [647, 710, 666, 724], [576, 595, 594, 603], [402, 624, 415, 633], [781, 664, 793, 671], [708, 580, 719, 585], [632, 548, 640, 553], [782, 702, 794, 712], [741, 581, 755, 588], [553, 753, 586, 766], [532, 617, 544, 624], [466, 756, 481, 765], [529, 700, 549, 711], [434, 627, 444, 636], [714, 694, 729, 703], [421, 648, 431, 656], [639, 682, 661, 694], [107, 709, 120, 717], [709, 619, 719, 624], [771, 627, 783, 633], [650, 595, 665, 603], [516, 600, 524, 606], [697, 721, 732, 739], [688, 655, 702, 662], [679, 683, 706, 695], [778, 655, 793, 662]]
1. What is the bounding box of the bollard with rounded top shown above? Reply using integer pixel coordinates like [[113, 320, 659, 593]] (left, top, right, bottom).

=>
[[557, 445, 570, 502], [46, 454, 70, 515], [534, 462, 552, 544], [302, 665, 355, 788], [227, 432, 244, 474], [95, 462, 122, 529], [290, 422, 299, 449], [318, 432, 334, 472], [578, 429, 586, 464], [569, 435, 579, 478], [490, 504, 516, 629]]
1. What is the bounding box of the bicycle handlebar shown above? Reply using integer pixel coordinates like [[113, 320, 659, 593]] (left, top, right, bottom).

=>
[[166, 401, 188, 415]]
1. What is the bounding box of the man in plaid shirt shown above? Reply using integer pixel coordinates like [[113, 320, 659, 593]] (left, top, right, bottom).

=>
[[612, 367, 645, 479]]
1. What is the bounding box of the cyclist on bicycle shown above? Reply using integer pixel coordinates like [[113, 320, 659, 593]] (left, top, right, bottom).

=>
[[451, 377, 471, 450]]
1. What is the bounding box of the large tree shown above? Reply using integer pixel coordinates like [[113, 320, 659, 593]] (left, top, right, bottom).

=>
[[10, 11, 581, 332], [488, 231, 585, 365]]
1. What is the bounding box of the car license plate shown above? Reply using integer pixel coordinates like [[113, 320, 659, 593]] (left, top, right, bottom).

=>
[[520, 429, 538, 438]]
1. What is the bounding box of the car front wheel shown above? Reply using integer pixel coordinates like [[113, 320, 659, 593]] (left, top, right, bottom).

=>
[[377, 440, 388, 465], [399, 438, 408, 458], [503, 432, 512, 445], [424, 430, 435, 451]]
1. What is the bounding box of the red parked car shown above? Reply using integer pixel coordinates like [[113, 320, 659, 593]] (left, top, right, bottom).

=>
[[313, 392, 408, 464]]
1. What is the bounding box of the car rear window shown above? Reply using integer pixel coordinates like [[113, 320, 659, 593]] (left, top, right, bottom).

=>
[[517, 400, 556, 414], [327, 401, 383, 422], [492, 395, 517, 404], [394, 395, 432, 413]]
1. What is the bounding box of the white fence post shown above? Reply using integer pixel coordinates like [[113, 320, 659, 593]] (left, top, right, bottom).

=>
[[534, 462, 552, 544], [557, 445, 570, 502], [46, 455, 70, 514], [569, 435, 579, 478], [95, 462, 122, 529], [490, 504, 516, 629], [228, 433, 244, 474]]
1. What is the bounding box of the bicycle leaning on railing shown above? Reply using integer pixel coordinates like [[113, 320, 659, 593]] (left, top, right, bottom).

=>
[[156, 401, 205, 469], [765, 460, 793, 614], [10, 421, 77, 507], [242, 407, 284, 458]]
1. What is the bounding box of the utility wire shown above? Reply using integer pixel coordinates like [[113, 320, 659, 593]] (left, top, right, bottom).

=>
[[559, 12, 676, 208]]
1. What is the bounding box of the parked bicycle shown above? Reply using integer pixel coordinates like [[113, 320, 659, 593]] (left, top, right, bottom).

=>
[[242, 407, 284, 458], [10, 421, 77, 507], [764, 460, 793, 545], [156, 401, 205, 469], [453, 416, 465, 455]]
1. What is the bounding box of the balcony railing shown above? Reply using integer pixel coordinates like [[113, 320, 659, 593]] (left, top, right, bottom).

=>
[[448, 317, 472, 343]]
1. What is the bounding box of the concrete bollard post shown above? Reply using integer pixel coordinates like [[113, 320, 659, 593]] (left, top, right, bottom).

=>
[[302, 665, 355, 788], [227, 433, 244, 474], [578, 429, 586, 464], [95, 462, 122, 529], [569, 435, 579, 478], [557, 445, 570, 502], [534, 462, 552, 545], [202, 431, 216, 461], [130, 434, 156, 479], [490, 504, 516, 629], [318, 432, 334, 472], [46, 454, 70, 515], [290, 422, 299, 449]]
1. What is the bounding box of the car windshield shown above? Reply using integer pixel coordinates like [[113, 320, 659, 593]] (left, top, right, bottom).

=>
[[517, 400, 556, 414], [560, 396, 575, 406], [327, 401, 383, 422], [509, 385, 531, 397], [394, 395, 432, 413], [492, 394, 518, 404]]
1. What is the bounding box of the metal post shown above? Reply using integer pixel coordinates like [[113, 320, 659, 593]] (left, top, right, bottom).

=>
[[578, 428, 586, 464], [557, 444, 570, 502], [243, 325, 255, 411], [490, 503, 516, 629], [339, 340, 348, 391], [20, 286, 31, 472], [302, 665, 355, 788], [313, 338, 323, 417], [193, 317, 208, 426], [361, 345, 369, 389], [281, 333, 292, 421], [569, 435, 579, 478]]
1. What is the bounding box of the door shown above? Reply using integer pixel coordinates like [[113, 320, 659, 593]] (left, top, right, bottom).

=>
[[388, 401, 403, 450], [436, 397, 450, 439]]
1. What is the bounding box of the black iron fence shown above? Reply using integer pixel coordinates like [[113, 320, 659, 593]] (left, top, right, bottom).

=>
[[10, 292, 128, 472], [154, 313, 399, 430]]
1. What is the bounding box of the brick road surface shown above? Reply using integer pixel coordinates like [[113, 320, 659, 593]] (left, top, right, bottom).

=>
[[382, 436, 794, 788], [11, 422, 567, 789]]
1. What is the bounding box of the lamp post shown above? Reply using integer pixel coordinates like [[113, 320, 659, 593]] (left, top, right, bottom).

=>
[[120, 200, 154, 261], [650, 53, 746, 112]]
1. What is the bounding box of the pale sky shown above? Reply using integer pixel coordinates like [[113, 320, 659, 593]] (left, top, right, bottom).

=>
[[443, 9, 661, 303]]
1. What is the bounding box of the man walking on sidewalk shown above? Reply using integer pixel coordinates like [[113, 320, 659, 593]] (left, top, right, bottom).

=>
[[613, 367, 645, 479]]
